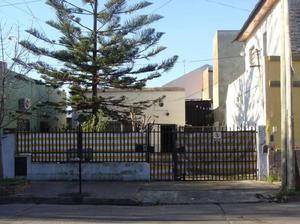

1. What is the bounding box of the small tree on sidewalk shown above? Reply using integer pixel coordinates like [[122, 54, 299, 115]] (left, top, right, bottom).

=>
[[17, 0, 178, 124], [0, 23, 32, 178]]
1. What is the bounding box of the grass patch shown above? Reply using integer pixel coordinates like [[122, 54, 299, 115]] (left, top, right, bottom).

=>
[[267, 175, 274, 184]]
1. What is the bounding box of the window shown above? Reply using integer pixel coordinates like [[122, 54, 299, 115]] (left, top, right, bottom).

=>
[[17, 119, 30, 131], [249, 47, 259, 67], [249, 47, 257, 67]]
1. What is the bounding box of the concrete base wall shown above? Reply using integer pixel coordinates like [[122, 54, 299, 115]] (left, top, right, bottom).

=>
[[27, 162, 150, 181]]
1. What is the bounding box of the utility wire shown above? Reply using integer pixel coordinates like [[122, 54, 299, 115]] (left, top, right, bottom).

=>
[[42, 55, 242, 68], [151, 0, 175, 13], [203, 0, 251, 12], [0, 0, 42, 8]]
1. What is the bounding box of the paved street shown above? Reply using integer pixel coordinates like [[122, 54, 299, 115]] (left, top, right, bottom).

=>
[[0, 202, 299, 223]]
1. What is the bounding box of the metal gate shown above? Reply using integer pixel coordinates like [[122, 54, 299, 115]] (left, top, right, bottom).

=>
[[16, 125, 257, 182], [148, 125, 257, 181]]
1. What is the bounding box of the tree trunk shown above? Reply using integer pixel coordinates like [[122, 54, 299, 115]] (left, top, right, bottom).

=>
[[92, 0, 98, 115]]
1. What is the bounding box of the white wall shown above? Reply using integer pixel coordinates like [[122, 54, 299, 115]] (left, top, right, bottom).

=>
[[98, 88, 186, 126], [226, 2, 282, 127], [226, 69, 265, 128], [27, 162, 150, 181]]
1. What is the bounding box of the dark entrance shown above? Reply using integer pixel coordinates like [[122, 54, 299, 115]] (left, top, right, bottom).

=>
[[185, 100, 213, 126], [161, 124, 176, 153]]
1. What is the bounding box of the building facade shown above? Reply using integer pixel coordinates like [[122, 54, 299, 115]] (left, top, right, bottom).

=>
[[226, 0, 300, 148], [212, 30, 245, 125], [1, 62, 66, 132], [97, 87, 186, 127]]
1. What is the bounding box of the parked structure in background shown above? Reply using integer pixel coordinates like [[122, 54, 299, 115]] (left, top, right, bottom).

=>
[[163, 65, 214, 126], [226, 0, 300, 150], [212, 30, 245, 126], [0, 62, 66, 132]]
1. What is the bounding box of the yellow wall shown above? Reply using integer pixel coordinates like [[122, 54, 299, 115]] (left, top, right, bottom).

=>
[[265, 56, 300, 149], [202, 68, 213, 100], [212, 33, 219, 109]]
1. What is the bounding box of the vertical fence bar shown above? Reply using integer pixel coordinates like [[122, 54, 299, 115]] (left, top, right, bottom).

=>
[[77, 126, 83, 195], [253, 126, 257, 180], [234, 126, 238, 180], [213, 128, 216, 181], [242, 126, 246, 180], [227, 126, 230, 180], [229, 126, 233, 180], [221, 127, 225, 180]]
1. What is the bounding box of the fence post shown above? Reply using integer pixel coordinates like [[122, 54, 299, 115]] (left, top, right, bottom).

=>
[[146, 125, 150, 163], [172, 128, 178, 181], [256, 126, 268, 181], [77, 125, 83, 194], [1, 133, 16, 178]]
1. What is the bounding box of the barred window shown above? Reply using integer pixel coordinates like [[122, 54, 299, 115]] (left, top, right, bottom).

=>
[[249, 47, 257, 67]]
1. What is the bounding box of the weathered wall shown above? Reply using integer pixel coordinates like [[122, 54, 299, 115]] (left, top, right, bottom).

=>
[[27, 161, 150, 181], [212, 31, 245, 125]]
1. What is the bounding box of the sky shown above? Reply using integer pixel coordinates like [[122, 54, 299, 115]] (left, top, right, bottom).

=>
[[0, 0, 258, 87]]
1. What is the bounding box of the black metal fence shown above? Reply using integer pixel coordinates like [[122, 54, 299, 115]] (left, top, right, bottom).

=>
[[148, 125, 257, 181], [16, 125, 257, 181], [17, 129, 147, 163]]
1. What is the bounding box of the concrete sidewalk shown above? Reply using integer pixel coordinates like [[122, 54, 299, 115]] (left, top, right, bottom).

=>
[[0, 181, 280, 205]]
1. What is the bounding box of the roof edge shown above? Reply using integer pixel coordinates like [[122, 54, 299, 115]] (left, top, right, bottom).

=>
[[235, 0, 278, 42]]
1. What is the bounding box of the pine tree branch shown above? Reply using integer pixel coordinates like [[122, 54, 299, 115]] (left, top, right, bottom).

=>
[[62, 0, 93, 15]]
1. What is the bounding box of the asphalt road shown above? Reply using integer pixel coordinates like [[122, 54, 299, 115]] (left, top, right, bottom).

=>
[[0, 202, 299, 223]]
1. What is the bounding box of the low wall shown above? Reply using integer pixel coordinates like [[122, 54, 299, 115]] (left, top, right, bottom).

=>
[[268, 149, 300, 181], [1, 134, 15, 178], [27, 161, 150, 181]]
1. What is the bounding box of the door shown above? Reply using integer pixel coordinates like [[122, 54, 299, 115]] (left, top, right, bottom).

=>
[[160, 124, 176, 153]]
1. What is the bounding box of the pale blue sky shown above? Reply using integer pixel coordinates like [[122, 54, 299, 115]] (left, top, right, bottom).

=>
[[0, 0, 258, 87]]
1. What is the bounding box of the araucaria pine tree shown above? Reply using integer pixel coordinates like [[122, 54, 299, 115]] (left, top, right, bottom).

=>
[[17, 0, 178, 122]]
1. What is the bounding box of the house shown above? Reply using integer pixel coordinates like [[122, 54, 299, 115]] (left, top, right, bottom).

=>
[[0, 62, 66, 132], [212, 30, 245, 125], [163, 65, 214, 126], [71, 87, 186, 130], [99, 87, 185, 126], [226, 0, 300, 149]]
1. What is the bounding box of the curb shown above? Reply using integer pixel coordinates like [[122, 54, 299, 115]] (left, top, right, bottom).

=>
[[0, 196, 273, 206], [0, 196, 141, 206]]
